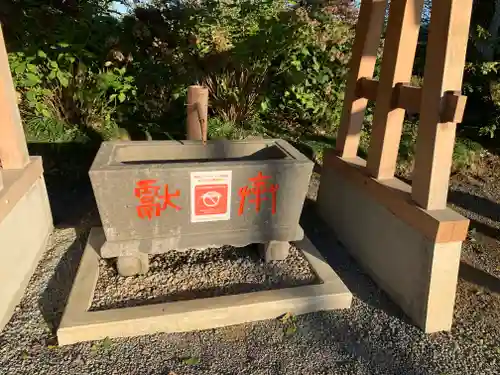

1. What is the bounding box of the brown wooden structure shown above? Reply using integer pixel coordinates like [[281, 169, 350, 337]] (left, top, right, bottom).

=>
[[186, 85, 209, 143], [336, 0, 470, 209], [318, 0, 473, 332]]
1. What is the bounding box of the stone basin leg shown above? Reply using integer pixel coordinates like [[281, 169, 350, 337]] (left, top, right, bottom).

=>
[[116, 253, 150, 277], [258, 241, 290, 262]]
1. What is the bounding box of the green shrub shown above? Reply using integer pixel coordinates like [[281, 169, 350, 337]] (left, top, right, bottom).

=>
[[122, 0, 354, 136], [9, 45, 136, 142]]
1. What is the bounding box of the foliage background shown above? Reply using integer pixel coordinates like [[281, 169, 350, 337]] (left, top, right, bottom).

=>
[[1, 0, 500, 169]]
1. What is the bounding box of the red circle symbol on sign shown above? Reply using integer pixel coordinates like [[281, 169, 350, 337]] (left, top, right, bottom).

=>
[[194, 184, 228, 216]]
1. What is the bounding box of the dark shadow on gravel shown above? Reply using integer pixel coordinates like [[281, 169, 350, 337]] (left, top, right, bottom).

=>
[[38, 228, 90, 333], [90, 279, 315, 311], [28, 142, 101, 227], [297, 199, 433, 374], [448, 190, 500, 224], [459, 261, 500, 295], [467, 218, 500, 240], [448, 188, 500, 241]]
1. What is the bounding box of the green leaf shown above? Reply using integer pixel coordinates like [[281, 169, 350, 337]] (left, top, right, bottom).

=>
[[24, 73, 40, 86], [280, 312, 292, 323], [35, 102, 44, 112], [109, 94, 117, 102], [48, 70, 57, 80], [285, 324, 297, 336], [47, 344, 58, 350], [118, 92, 126, 103], [91, 337, 113, 352], [104, 61, 113, 67], [319, 74, 329, 84], [291, 59, 301, 70], [25, 91, 36, 102], [182, 356, 200, 366], [27, 64, 37, 73], [56, 71, 69, 87], [15, 62, 26, 74], [37, 50, 47, 58], [280, 312, 297, 324], [101, 337, 112, 350], [41, 108, 51, 117]]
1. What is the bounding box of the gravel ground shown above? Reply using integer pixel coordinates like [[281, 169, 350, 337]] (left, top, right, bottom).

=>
[[92, 244, 317, 311], [2, 161, 500, 374]]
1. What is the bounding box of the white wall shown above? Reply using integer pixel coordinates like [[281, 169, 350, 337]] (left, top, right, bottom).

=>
[[0, 177, 53, 330]]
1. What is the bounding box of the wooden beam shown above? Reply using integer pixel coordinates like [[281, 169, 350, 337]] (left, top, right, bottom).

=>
[[356, 78, 422, 114], [366, 0, 425, 180], [335, 0, 387, 158], [356, 79, 466, 123], [441, 90, 467, 124], [186, 85, 208, 143], [0, 24, 29, 169], [412, 0, 473, 210], [394, 82, 421, 114], [323, 151, 469, 243], [355, 77, 379, 101]]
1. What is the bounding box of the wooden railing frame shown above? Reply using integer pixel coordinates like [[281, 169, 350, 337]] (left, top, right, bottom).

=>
[[0, 24, 30, 172], [335, 0, 473, 211], [355, 78, 466, 123]]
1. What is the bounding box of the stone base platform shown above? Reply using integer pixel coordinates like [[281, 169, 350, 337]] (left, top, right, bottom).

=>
[[57, 227, 352, 345], [0, 157, 53, 331], [317, 152, 469, 332]]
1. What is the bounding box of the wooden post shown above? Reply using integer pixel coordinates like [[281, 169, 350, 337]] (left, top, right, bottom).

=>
[[366, 0, 424, 179], [335, 0, 387, 158], [186, 85, 209, 142], [411, 0, 473, 210], [0, 24, 29, 169]]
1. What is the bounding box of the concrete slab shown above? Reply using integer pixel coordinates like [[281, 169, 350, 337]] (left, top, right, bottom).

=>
[[0, 159, 53, 330], [317, 157, 463, 332], [0, 157, 44, 221], [57, 227, 352, 345]]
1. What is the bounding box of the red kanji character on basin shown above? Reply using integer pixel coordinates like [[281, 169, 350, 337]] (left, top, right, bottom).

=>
[[238, 171, 279, 216], [134, 179, 181, 219]]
